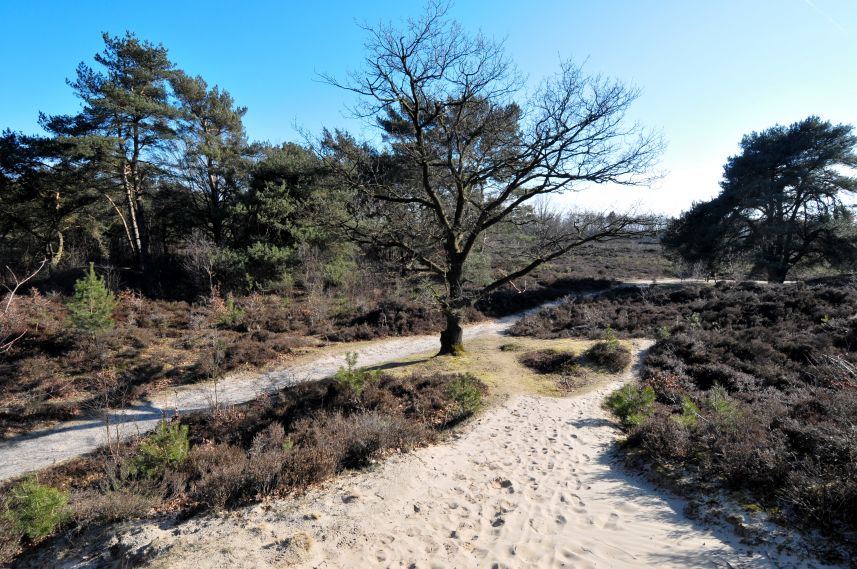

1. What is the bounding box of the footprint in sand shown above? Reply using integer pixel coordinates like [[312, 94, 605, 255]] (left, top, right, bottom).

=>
[[604, 512, 621, 530]]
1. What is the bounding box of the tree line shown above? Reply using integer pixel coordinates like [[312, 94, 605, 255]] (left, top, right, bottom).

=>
[[10, 6, 854, 351], [2, 4, 668, 354], [0, 31, 346, 298]]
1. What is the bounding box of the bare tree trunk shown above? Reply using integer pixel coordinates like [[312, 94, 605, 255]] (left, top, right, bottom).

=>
[[105, 192, 135, 255], [438, 261, 466, 356], [438, 310, 464, 356]]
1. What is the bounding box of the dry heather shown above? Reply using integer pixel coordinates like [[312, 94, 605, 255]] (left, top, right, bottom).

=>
[[513, 278, 857, 558], [0, 370, 486, 565]]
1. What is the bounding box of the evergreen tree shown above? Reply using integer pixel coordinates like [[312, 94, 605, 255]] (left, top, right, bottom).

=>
[[42, 32, 178, 272], [664, 117, 857, 282], [68, 263, 117, 333], [171, 71, 252, 245]]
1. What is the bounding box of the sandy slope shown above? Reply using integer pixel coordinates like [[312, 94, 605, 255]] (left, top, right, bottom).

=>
[[30, 354, 835, 569]]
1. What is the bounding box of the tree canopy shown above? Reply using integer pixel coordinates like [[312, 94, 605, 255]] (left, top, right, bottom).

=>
[[323, 4, 662, 353], [664, 116, 857, 282], [0, 32, 345, 296]]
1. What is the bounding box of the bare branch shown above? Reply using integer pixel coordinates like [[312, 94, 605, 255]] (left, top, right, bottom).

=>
[[1, 258, 47, 352]]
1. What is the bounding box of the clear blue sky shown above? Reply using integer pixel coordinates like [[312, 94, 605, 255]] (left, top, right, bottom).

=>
[[2, 0, 855, 215]]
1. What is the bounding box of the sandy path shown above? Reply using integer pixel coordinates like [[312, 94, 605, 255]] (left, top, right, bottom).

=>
[[46, 362, 832, 569], [0, 315, 518, 482]]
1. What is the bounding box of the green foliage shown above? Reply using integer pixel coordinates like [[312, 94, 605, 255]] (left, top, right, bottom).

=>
[[604, 325, 619, 347], [3, 477, 69, 539], [67, 263, 116, 333], [657, 324, 672, 339], [664, 116, 857, 282], [129, 420, 190, 478], [686, 312, 702, 329], [333, 352, 379, 396], [706, 384, 738, 421], [322, 249, 357, 288], [605, 384, 655, 428], [218, 294, 245, 326], [673, 395, 701, 428], [447, 374, 483, 418], [462, 249, 493, 287], [170, 70, 250, 245]]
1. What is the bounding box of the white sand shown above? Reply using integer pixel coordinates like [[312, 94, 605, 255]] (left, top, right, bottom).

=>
[[54, 369, 832, 569]]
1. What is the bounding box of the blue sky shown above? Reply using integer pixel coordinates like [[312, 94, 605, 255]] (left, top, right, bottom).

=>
[[1, 0, 855, 215]]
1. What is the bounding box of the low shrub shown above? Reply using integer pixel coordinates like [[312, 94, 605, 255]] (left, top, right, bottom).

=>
[[627, 410, 691, 461], [188, 443, 251, 509], [518, 349, 577, 374], [0, 519, 20, 565], [333, 352, 380, 397], [605, 384, 655, 428], [246, 423, 292, 496], [129, 420, 189, 478], [71, 487, 158, 523], [583, 341, 632, 373], [3, 477, 69, 540], [446, 374, 483, 421], [329, 412, 427, 468]]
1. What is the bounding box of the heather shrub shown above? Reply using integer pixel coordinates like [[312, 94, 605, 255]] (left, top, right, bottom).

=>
[[701, 410, 789, 490], [187, 444, 250, 509], [784, 461, 857, 532], [3, 477, 69, 539], [0, 519, 19, 565], [584, 341, 632, 373], [71, 487, 157, 523], [246, 423, 291, 496], [446, 374, 483, 420], [284, 443, 340, 487], [337, 412, 427, 468], [628, 410, 691, 461], [518, 349, 577, 374]]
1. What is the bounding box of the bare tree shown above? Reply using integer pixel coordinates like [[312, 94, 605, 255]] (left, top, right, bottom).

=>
[[1, 259, 47, 352], [181, 230, 219, 297], [323, 4, 663, 354]]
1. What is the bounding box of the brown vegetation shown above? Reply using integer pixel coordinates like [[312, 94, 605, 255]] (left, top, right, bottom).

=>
[[0, 243, 651, 438], [513, 277, 857, 555], [0, 370, 486, 564]]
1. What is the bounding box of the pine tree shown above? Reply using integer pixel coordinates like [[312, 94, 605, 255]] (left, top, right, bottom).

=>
[[68, 263, 116, 333]]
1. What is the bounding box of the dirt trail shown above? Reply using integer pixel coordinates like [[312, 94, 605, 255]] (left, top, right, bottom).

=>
[[0, 312, 522, 482], [0, 280, 787, 482], [21, 344, 834, 569]]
